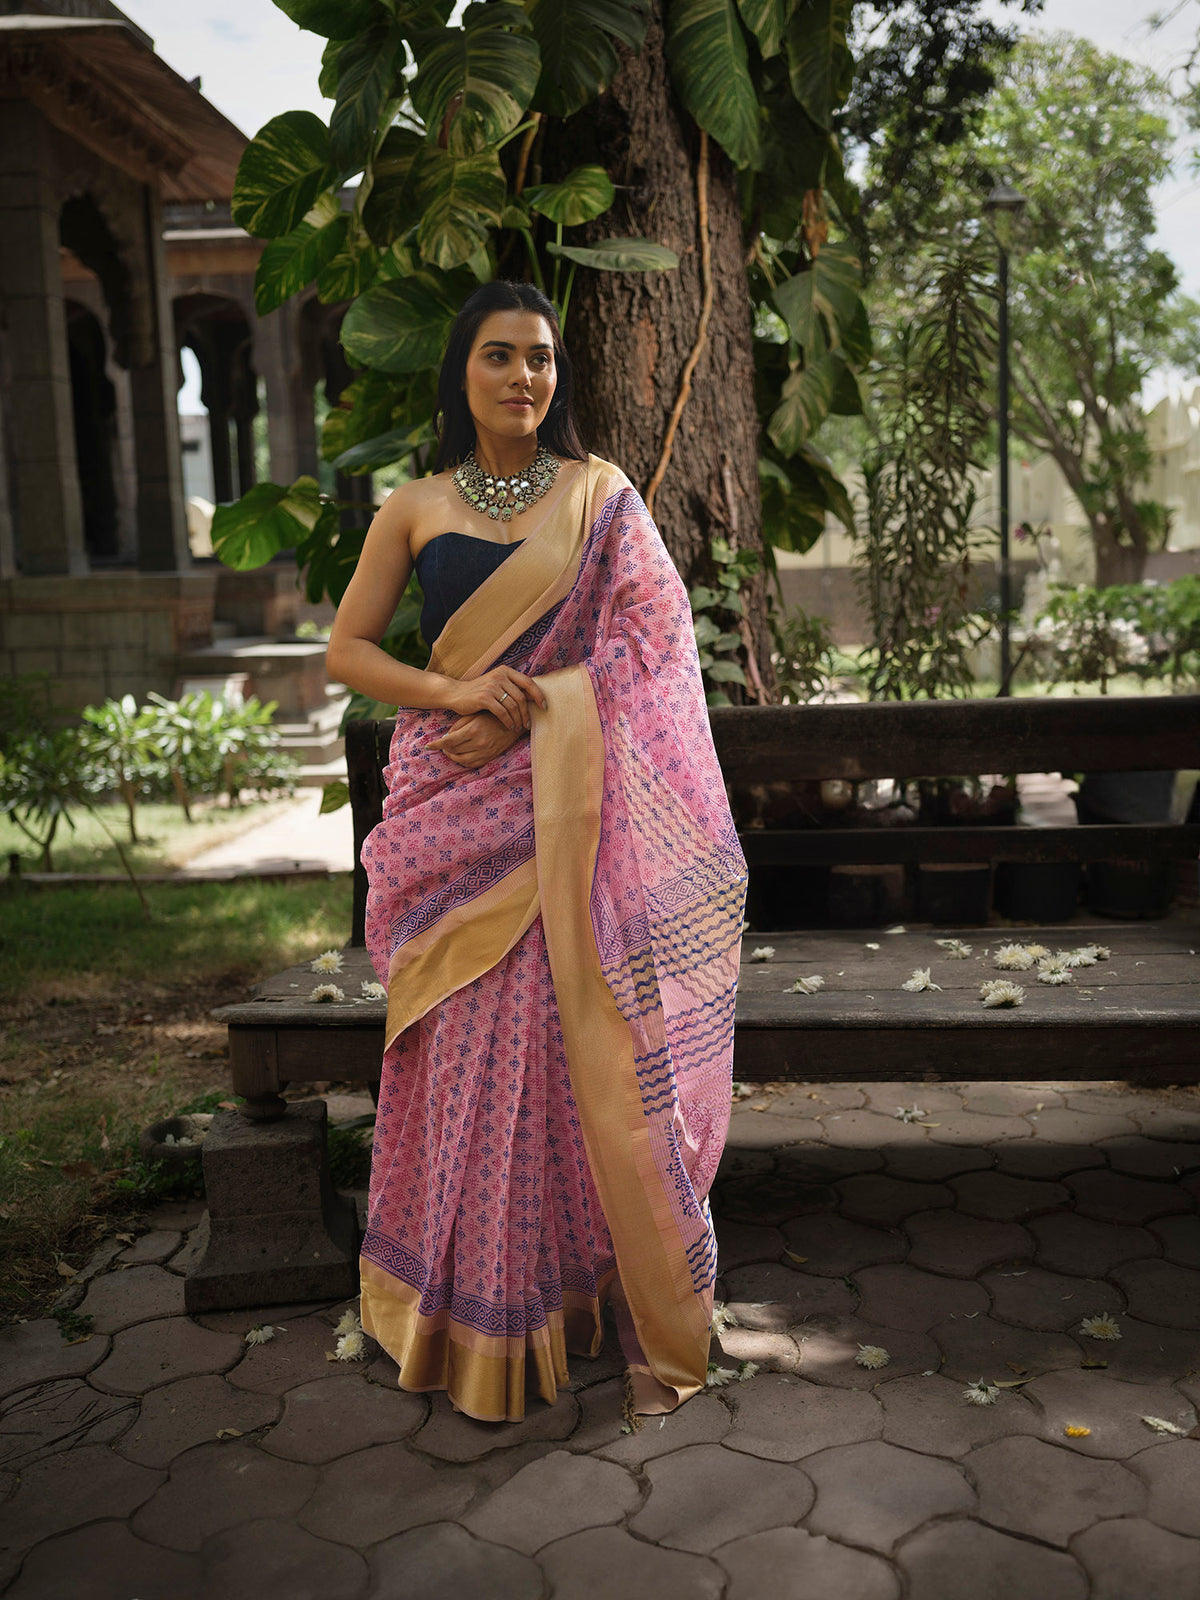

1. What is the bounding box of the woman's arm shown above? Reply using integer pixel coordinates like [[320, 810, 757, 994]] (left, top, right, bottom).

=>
[[324, 484, 460, 712], [323, 482, 548, 733]]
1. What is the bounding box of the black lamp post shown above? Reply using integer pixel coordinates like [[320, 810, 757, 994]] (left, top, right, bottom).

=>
[[983, 180, 1027, 697]]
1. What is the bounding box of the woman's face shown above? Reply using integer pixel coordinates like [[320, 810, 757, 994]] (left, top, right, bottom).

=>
[[462, 309, 558, 446]]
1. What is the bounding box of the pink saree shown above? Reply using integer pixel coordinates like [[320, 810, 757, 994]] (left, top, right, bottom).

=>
[[359, 453, 747, 1422]]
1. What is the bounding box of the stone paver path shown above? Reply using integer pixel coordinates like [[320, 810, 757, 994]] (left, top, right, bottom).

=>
[[3, 1077, 1200, 1599]]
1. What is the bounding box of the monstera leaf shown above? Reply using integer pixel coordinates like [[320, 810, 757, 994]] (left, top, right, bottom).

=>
[[786, 0, 854, 131], [415, 147, 507, 270], [546, 237, 679, 272], [232, 112, 337, 238], [524, 166, 616, 225], [410, 2, 540, 156], [328, 18, 407, 173], [211, 478, 326, 570], [340, 271, 467, 373], [254, 195, 348, 315], [772, 243, 863, 357], [273, 0, 381, 39], [528, 0, 650, 117], [738, 0, 788, 58], [362, 126, 426, 245], [666, 0, 760, 170]]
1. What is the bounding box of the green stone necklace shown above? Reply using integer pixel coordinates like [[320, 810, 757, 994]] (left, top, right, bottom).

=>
[[451, 445, 559, 523]]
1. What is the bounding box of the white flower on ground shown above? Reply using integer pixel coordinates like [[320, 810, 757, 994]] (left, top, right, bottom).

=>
[[750, 946, 776, 962], [1142, 1416, 1188, 1435], [980, 979, 1025, 1008], [731, 1082, 755, 1100], [994, 943, 1034, 970], [359, 980, 386, 1000], [1066, 948, 1097, 968], [901, 968, 942, 992], [310, 949, 344, 974], [737, 1361, 759, 1382], [332, 1330, 366, 1361], [706, 1363, 739, 1387], [963, 1378, 1001, 1406], [1036, 958, 1073, 985], [785, 975, 825, 995], [895, 1104, 928, 1122], [883, 925, 906, 935], [1024, 943, 1050, 960], [309, 983, 345, 1003], [935, 938, 973, 959], [856, 1343, 891, 1368], [1081, 944, 1111, 960], [334, 1308, 363, 1337], [712, 1304, 741, 1336], [864, 942, 881, 950], [243, 1324, 281, 1345], [1079, 1313, 1122, 1341]]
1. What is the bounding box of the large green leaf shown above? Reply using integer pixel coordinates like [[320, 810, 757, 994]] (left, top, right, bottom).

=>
[[254, 196, 348, 315], [332, 417, 437, 473], [528, 0, 650, 117], [362, 126, 426, 245], [546, 237, 679, 272], [666, 0, 760, 170], [738, 0, 788, 58], [410, 3, 540, 156], [772, 242, 862, 356], [789, 441, 856, 532], [232, 112, 336, 238], [786, 0, 854, 131], [760, 458, 828, 553], [273, 0, 380, 39], [328, 19, 407, 173], [211, 478, 325, 569], [766, 354, 841, 453], [416, 147, 507, 270], [316, 221, 381, 303], [524, 166, 615, 225], [340, 271, 464, 372]]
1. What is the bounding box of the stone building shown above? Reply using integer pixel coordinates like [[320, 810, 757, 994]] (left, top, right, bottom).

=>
[[0, 1, 350, 780]]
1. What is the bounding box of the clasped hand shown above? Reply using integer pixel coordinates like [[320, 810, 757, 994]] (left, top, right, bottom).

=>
[[424, 666, 547, 769]]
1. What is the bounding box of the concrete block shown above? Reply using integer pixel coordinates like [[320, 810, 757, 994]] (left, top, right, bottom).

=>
[[8, 647, 60, 676], [184, 1101, 361, 1313]]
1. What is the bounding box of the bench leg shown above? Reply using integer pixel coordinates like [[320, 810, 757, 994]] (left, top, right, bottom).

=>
[[228, 1028, 288, 1122], [182, 1100, 361, 1313]]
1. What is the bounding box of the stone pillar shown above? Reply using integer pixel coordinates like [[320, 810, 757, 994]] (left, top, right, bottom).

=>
[[130, 186, 190, 572], [256, 303, 319, 484], [0, 102, 87, 576]]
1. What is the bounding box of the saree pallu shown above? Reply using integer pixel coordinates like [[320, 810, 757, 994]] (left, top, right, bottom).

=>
[[359, 453, 748, 1422]]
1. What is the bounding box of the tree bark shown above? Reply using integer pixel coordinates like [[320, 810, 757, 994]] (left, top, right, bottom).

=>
[[536, 1, 775, 699]]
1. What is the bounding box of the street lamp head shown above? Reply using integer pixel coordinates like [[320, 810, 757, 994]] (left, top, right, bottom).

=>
[[983, 181, 1027, 214]]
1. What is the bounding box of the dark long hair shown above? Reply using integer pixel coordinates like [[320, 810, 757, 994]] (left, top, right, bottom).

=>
[[432, 280, 587, 472]]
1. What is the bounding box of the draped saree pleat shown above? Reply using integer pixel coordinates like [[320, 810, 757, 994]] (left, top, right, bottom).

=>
[[359, 454, 748, 1421]]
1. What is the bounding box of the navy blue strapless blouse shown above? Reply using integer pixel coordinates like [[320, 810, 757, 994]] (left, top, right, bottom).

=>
[[413, 531, 525, 646]]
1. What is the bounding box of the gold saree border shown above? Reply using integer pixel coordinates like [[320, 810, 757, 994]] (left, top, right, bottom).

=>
[[384, 859, 539, 1051], [359, 1257, 616, 1423], [529, 663, 712, 1415]]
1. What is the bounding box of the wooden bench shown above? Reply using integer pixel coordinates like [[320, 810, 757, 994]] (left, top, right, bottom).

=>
[[211, 693, 1200, 1115]]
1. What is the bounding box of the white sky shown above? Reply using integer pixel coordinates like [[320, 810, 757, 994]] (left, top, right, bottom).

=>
[[124, 0, 1200, 404]]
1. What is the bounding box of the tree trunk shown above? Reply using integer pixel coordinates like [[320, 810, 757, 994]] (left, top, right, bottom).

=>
[[537, 1, 775, 700], [1091, 514, 1147, 587]]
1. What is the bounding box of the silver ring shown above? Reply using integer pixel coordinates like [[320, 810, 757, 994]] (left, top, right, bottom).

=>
[[499, 690, 509, 701]]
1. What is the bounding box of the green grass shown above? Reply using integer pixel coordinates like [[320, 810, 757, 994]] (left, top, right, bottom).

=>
[[0, 875, 353, 1001], [0, 876, 356, 1322], [0, 794, 302, 876]]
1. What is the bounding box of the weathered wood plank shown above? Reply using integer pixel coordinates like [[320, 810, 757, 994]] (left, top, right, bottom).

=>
[[740, 822, 1200, 866], [707, 696, 1200, 783]]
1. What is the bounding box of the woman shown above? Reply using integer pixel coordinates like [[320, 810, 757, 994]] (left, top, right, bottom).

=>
[[325, 279, 747, 1427]]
